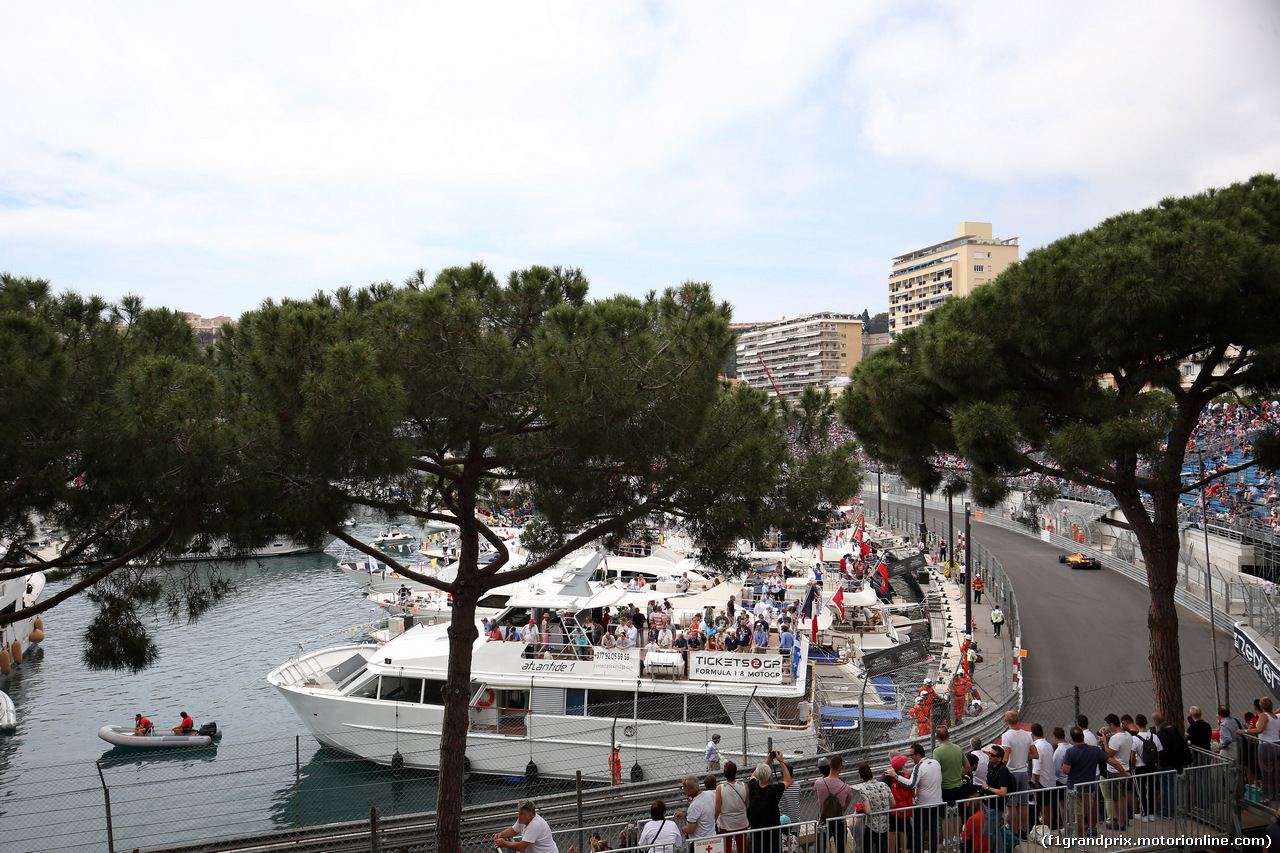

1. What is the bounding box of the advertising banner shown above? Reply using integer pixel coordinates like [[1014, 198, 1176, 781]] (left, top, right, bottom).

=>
[[861, 639, 930, 679], [515, 648, 640, 678], [886, 553, 927, 577], [594, 648, 641, 678], [1234, 623, 1280, 702], [689, 651, 786, 684]]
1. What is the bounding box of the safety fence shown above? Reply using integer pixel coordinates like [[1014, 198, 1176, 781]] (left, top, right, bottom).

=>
[[870, 473, 1280, 651], [556, 762, 1248, 853], [116, 760, 1245, 853]]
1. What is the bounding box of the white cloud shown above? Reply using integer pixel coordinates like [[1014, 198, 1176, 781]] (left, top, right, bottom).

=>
[[0, 2, 1276, 319], [854, 0, 1280, 208]]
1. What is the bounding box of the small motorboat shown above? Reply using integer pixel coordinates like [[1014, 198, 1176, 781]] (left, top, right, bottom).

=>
[[98, 722, 222, 748], [373, 526, 415, 549]]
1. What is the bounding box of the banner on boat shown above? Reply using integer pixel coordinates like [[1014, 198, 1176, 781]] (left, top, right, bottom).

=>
[[593, 648, 641, 678], [689, 651, 786, 684], [516, 649, 640, 678], [885, 553, 927, 577], [861, 638, 930, 678]]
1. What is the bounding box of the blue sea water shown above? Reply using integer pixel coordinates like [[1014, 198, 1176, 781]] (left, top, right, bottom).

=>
[[0, 522, 530, 853]]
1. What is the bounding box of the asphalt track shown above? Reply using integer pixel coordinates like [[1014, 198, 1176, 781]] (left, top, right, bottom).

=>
[[918, 506, 1269, 717]]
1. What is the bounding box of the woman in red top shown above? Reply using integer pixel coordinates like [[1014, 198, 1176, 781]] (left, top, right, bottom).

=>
[[134, 714, 152, 736]]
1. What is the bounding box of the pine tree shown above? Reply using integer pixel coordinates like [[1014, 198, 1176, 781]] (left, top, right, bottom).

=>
[[839, 175, 1280, 727]]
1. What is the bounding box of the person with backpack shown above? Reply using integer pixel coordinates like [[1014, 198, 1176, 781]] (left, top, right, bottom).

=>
[[1129, 715, 1161, 822], [815, 755, 853, 853]]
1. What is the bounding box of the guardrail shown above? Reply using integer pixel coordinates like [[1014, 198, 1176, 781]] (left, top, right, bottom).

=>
[[869, 475, 1280, 648]]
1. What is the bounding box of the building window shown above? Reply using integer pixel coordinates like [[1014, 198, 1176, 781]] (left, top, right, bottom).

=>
[[974, 251, 985, 259], [973, 265, 984, 272]]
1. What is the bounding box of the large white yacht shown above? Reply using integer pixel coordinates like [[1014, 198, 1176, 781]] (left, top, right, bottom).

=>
[[0, 568, 46, 676], [268, 586, 822, 781]]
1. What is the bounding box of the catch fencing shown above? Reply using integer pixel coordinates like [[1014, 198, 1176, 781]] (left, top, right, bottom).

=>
[[870, 473, 1280, 650]]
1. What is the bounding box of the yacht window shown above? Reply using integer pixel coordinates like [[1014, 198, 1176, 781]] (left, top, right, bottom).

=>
[[379, 676, 424, 703], [352, 676, 381, 699], [477, 594, 511, 609], [502, 690, 530, 711], [686, 694, 732, 725], [423, 680, 445, 705], [587, 689, 634, 719], [566, 688, 585, 716], [637, 692, 684, 722]]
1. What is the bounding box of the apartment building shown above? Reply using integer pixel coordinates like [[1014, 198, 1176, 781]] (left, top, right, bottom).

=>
[[184, 312, 235, 346], [735, 312, 863, 404], [888, 222, 1019, 337]]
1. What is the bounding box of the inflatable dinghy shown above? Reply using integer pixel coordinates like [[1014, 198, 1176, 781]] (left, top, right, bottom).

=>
[[98, 722, 221, 748], [0, 690, 15, 729]]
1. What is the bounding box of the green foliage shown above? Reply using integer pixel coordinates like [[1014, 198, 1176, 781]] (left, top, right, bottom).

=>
[[840, 174, 1280, 723], [865, 311, 888, 335], [841, 174, 1280, 501], [0, 275, 270, 669], [229, 264, 859, 572]]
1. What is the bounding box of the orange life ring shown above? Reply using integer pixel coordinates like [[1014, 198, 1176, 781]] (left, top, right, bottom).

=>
[[477, 689, 495, 707]]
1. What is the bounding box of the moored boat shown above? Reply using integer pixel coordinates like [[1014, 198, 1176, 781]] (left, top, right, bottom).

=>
[[269, 585, 822, 781], [97, 723, 222, 748], [1, 569, 47, 677]]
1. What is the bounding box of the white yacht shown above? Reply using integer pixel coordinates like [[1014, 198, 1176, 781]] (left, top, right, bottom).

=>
[[269, 588, 822, 781], [373, 526, 416, 549], [0, 569, 46, 676]]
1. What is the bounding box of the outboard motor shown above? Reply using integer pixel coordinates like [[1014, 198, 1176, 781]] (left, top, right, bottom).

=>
[[198, 722, 219, 737]]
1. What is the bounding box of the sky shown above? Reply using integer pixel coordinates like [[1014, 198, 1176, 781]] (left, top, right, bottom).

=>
[[2, 1, 1278, 323]]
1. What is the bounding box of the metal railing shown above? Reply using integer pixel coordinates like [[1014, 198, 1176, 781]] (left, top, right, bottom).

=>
[[869, 474, 1280, 649]]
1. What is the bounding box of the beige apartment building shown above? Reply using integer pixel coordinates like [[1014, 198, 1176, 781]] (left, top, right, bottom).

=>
[[184, 312, 235, 346], [888, 222, 1019, 337], [735, 312, 863, 404]]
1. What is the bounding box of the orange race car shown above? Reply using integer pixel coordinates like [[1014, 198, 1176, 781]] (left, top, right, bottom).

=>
[[1058, 552, 1102, 570]]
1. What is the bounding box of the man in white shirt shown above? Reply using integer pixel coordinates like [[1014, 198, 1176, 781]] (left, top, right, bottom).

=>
[[631, 799, 685, 853], [675, 775, 717, 840], [997, 711, 1037, 835], [1130, 714, 1163, 822], [496, 800, 559, 853], [520, 619, 537, 646], [888, 743, 943, 853], [754, 597, 772, 625], [1077, 715, 1099, 747], [969, 736, 990, 787], [1101, 714, 1135, 830]]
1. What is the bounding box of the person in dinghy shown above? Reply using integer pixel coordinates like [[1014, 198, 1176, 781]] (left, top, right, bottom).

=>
[[172, 711, 195, 735]]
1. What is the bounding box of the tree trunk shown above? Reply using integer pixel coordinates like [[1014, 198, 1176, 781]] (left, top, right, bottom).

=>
[[1134, 495, 1186, 731], [435, 587, 479, 853], [435, 493, 483, 853]]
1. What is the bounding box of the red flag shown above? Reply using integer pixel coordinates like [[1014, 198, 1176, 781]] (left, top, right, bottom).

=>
[[854, 515, 871, 558], [831, 586, 845, 620], [811, 609, 819, 643], [875, 560, 890, 596]]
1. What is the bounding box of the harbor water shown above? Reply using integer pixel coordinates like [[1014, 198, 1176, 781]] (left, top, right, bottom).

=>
[[0, 525, 540, 853], [1, 525, 927, 853]]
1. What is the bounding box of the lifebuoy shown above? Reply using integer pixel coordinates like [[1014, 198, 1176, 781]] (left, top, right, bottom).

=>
[[477, 689, 494, 707]]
